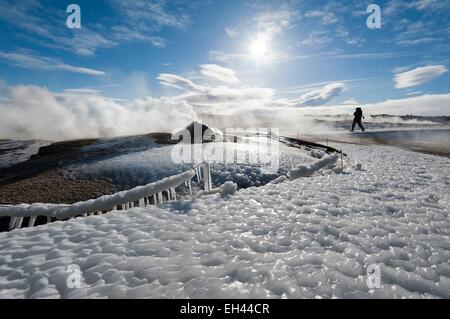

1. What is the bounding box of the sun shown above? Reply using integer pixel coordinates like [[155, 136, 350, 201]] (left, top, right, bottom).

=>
[[249, 37, 268, 61]]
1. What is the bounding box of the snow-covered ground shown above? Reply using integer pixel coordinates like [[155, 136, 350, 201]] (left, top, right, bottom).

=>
[[0, 143, 449, 299]]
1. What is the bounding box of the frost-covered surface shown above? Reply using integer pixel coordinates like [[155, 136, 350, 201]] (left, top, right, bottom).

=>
[[68, 137, 315, 189], [288, 154, 338, 179], [0, 170, 196, 220], [0, 144, 449, 298], [0, 140, 49, 170]]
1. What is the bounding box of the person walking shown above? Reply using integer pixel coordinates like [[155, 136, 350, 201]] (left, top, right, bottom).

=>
[[351, 107, 365, 132]]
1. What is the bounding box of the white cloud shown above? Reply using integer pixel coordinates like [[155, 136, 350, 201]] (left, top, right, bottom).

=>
[[200, 64, 240, 84], [61, 88, 102, 96], [0, 83, 197, 140], [109, 0, 190, 30], [301, 30, 332, 47], [290, 83, 347, 106], [394, 65, 447, 88], [304, 10, 338, 25], [157, 67, 274, 108], [341, 99, 359, 105], [0, 51, 106, 76], [254, 9, 298, 39], [158, 66, 346, 109], [225, 27, 238, 38], [157, 73, 204, 92], [176, 87, 274, 106]]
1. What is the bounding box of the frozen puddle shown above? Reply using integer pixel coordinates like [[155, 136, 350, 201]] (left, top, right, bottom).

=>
[[66, 137, 317, 189], [0, 144, 449, 298]]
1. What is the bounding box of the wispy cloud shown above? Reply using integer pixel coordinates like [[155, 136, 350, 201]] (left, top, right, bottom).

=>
[[289, 83, 347, 107], [225, 27, 239, 38], [304, 10, 338, 25], [157, 64, 346, 109], [157, 73, 204, 92], [276, 77, 377, 95], [394, 65, 447, 89], [200, 64, 239, 84], [210, 49, 413, 66], [301, 30, 332, 48], [158, 70, 271, 107], [0, 51, 106, 76], [108, 0, 190, 29], [0, 0, 193, 56], [254, 9, 299, 40]]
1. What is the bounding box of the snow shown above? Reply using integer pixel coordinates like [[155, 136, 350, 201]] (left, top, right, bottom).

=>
[[0, 143, 449, 298], [195, 181, 238, 198], [288, 154, 339, 179]]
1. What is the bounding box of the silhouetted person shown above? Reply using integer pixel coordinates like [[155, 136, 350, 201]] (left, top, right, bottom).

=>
[[352, 107, 365, 132]]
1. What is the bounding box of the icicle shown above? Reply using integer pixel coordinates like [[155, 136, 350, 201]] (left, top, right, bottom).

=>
[[171, 188, 177, 200], [112, 205, 117, 211], [153, 194, 157, 205], [188, 179, 192, 197], [14, 217, 23, 229], [158, 192, 163, 203], [83, 213, 88, 217], [130, 202, 134, 208], [166, 189, 171, 200], [9, 217, 17, 230], [203, 162, 212, 191], [28, 216, 37, 227], [195, 167, 201, 183]]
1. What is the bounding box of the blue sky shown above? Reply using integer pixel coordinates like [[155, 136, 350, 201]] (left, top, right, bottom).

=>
[[0, 0, 450, 119]]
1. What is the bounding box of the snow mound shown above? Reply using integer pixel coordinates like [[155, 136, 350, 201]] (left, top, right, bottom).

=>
[[219, 181, 238, 197], [288, 154, 338, 179]]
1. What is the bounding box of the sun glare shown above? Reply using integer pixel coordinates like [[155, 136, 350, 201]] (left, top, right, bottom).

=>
[[250, 37, 268, 61]]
